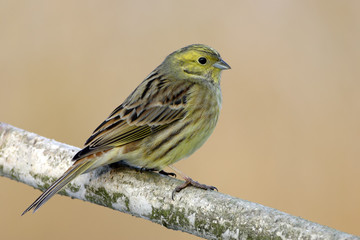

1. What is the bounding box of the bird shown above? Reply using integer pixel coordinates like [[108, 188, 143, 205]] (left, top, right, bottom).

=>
[[22, 44, 230, 215]]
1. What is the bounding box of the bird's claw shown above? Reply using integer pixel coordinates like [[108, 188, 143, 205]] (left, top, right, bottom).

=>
[[139, 168, 176, 177], [159, 170, 176, 177], [172, 177, 217, 200]]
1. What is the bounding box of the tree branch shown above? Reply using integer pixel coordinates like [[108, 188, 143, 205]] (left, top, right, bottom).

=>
[[0, 122, 358, 240]]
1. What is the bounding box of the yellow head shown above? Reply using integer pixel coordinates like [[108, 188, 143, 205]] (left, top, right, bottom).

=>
[[159, 44, 231, 84]]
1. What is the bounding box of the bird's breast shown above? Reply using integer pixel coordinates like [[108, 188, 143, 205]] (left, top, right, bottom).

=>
[[118, 84, 222, 170]]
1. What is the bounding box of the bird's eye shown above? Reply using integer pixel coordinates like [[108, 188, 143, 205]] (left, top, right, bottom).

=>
[[198, 57, 207, 65]]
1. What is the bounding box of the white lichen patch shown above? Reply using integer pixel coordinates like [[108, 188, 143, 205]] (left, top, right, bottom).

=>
[[65, 174, 90, 199], [221, 228, 239, 240], [188, 213, 196, 226], [152, 199, 170, 211], [128, 195, 152, 217], [112, 197, 129, 212]]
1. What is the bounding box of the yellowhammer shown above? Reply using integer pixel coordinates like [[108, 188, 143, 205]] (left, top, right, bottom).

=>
[[22, 44, 230, 215]]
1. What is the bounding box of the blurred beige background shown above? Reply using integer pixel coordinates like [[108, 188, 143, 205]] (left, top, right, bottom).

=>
[[1, 1, 359, 239]]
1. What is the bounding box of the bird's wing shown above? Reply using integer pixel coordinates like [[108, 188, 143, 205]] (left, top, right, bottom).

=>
[[72, 74, 195, 161]]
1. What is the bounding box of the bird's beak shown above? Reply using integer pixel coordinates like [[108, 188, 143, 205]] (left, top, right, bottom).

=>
[[213, 58, 231, 70]]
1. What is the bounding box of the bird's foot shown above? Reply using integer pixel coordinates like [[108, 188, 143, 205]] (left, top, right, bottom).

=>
[[172, 176, 217, 200]]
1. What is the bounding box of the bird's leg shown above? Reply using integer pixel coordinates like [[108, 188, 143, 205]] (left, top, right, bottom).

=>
[[169, 165, 217, 200]]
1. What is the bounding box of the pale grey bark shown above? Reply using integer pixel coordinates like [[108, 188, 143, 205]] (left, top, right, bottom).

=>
[[0, 122, 358, 240]]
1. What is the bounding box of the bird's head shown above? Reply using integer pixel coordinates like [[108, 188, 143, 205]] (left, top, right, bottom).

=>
[[160, 44, 230, 85]]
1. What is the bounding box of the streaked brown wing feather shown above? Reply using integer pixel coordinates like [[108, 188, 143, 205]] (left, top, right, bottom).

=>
[[72, 73, 194, 161]]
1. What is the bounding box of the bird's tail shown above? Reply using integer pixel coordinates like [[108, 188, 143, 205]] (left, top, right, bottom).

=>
[[21, 158, 94, 215]]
